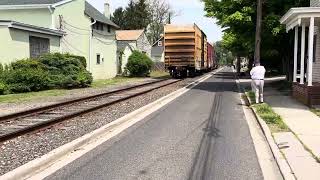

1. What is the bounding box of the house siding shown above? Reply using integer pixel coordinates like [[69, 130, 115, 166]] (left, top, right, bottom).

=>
[[53, 0, 90, 66], [310, 0, 320, 7], [91, 30, 117, 79], [0, 9, 52, 28], [136, 33, 151, 57], [313, 26, 320, 82], [0, 0, 118, 80], [0, 27, 60, 65]]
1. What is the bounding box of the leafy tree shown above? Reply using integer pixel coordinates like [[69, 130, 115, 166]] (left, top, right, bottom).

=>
[[203, 0, 309, 79], [147, 0, 173, 44], [111, 7, 126, 29], [117, 0, 151, 30]]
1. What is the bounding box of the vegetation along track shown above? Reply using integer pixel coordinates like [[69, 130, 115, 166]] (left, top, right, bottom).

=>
[[0, 79, 182, 142]]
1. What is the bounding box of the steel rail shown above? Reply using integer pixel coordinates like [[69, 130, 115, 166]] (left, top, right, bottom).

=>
[[0, 79, 182, 142], [0, 79, 168, 122]]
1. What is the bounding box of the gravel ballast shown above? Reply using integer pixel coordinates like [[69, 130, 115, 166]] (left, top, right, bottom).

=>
[[0, 77, 201, 175]]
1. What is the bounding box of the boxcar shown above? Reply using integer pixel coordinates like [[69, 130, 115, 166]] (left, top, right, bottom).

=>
[[164, 24, 207, 78], [207, 42, 214, 70]]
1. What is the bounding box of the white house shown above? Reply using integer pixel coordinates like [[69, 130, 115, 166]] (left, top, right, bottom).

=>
[[280, 0, 320, 106]]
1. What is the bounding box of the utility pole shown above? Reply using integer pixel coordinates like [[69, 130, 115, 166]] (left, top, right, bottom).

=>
[[254, 0, 262, 64]]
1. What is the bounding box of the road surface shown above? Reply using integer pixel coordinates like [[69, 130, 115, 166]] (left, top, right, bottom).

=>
[[46, 68, 279, 180]]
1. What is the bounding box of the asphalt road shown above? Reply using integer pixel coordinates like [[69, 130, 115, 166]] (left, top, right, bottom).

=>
[[46, 68, 266, 180]]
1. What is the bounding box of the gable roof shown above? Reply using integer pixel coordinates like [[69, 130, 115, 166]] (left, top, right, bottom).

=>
[[84, 1, 119, 28], [116, 30, 144, 41], [0, 0, 119, 28], [0, 0, 64, 5]]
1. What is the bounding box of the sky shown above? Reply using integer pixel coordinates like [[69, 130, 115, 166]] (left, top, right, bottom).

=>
[[86, 0, 223, 43]]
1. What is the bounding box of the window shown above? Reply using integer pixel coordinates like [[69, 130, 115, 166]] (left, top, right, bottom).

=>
[[93, 22, 104, 31], [107, 25, 111, 33], [97, 54, 101, 64], [158, 41, 163, 46], [29, 36, 50, 58]]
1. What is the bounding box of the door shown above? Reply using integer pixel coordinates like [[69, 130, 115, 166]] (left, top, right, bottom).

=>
[[29, 36, 50, 58]]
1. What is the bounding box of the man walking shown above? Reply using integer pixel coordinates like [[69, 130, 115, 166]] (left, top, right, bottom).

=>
[[250, 63, 266, 104]]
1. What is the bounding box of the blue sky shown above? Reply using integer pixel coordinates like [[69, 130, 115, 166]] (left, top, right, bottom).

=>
[[86, 0, 223, 43]]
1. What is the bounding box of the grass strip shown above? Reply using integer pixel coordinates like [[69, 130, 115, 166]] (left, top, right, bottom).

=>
[[246, 91, 289, 133]]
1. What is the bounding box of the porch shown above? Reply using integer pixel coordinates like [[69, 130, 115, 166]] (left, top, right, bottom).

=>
[[281, 7, 320, 106]]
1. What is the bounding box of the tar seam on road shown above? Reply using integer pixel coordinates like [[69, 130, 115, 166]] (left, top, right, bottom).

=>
[[188, 91, 222, 180]]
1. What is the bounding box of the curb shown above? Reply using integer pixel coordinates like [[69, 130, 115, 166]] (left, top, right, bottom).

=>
[[1, 68, 222, 180], [243, 92, 296, 180]]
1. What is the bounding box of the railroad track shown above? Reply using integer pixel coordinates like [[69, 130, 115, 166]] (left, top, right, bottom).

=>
[[0, 79, 182, 142]]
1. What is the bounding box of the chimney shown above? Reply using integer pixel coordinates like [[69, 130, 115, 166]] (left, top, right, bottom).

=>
[[104, 0, 110, 19]]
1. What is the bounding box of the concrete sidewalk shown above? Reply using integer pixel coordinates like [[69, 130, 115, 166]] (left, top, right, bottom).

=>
[[241, 77, 320, 179], [264, 87, 320, 159]]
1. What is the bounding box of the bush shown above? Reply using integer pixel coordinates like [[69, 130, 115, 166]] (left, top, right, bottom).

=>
[[4, 59, 50, 93], [0, 81, 7, 95], [0, 53, 93, 94], [126, 51, 153, 77], [38, 53, 92, 88]]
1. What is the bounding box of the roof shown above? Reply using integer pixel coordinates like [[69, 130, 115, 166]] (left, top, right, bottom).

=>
[[0, 0, 63, 5], [280, 7, 320, 31], [0, 20, 65, 36], [0, 0, 119, 28], [116, 30, 144, 41], [84, 1, 119, 28]]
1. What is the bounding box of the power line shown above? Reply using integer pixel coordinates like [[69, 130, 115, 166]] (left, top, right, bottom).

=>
[[64, 26, 89, 36], [62, 38, 86, 55], [62, 20, 90, 31]]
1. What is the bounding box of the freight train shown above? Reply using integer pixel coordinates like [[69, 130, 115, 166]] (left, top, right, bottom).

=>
[[164, 24, 216, 78]]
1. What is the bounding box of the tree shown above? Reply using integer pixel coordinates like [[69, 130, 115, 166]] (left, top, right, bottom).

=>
[[254, 0, 262, 64], [122, 0, 151, 30], [147, 0, 172, 44], [111, 7, 126, 29], [203, 0, 309, 79]]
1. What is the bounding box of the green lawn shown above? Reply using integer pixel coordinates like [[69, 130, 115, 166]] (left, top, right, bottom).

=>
[[246, 91, 289, 133], [0, 72, 170, 103], [91, 76, 144, 88], [149, 71, 170, 79], [0, 89, 68, 103]]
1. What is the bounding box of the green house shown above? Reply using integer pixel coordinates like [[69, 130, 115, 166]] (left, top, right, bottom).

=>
[[0, 0, 119, 80]]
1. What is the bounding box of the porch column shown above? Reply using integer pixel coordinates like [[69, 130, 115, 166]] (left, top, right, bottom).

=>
[[300, 23, 306, 84], [293, 26, 298, 82], [308, 17, 315, 86]]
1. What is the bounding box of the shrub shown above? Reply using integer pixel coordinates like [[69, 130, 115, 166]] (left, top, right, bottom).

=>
[[126, 51, 153, 77], [4, 59, 50, 93], [38, 53, 92, 88], [0, 81, 7, 95], [0, 53, 93, 94]]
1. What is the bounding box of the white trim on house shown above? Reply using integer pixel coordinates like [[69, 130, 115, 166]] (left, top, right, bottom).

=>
[[280, 7, 320, 31], [0, 4, 50, 10], [52, 0, 74, 8], [0, 21, 64, 37], [0, 0, 74, 10]]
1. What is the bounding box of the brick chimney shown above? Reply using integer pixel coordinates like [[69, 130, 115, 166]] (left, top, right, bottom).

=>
[[104, 0, 110, 19]]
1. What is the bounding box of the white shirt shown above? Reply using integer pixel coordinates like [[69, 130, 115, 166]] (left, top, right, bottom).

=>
[[250, 66, 266, 80]]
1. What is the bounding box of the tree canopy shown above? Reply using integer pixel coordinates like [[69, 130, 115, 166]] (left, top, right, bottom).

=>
[[111, 0, 173, 44], [203, 0, 309, 76]]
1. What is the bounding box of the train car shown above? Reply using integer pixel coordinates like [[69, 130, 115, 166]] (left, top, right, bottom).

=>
[[207, 42, 214, 70], [164, 24, 207, 78]]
